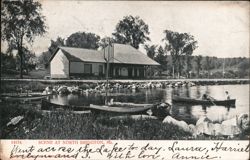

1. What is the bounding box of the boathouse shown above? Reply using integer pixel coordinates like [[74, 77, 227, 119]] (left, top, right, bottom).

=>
[[49, 43, 159, 79]]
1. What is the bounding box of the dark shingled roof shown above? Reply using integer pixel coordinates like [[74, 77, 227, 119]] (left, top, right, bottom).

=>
[[51, 44, 159, 65]]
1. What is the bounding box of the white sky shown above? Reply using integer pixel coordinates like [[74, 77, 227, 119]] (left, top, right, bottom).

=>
[[2, 1, 250, 58]]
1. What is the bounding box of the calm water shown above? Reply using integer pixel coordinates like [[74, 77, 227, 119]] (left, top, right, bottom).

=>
[[49, 84, 249, 124]]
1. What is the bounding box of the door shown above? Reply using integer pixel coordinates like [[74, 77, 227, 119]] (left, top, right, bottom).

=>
[[128, 67, 132, 78]]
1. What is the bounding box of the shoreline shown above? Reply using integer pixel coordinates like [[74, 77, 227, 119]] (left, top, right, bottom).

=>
[[1, 78, 249, 93], [1, 78, 249, 84]]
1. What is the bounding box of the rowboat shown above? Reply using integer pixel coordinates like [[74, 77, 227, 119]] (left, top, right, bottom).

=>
[[89, 104, 154, 114], [108, 101, 154, 108], [41, 99, 89, 111], [1, 94, 50, 101], [172, 96, 236, 106]]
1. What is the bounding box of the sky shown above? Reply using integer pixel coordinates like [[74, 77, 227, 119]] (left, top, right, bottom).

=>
[[2, 1, 250, 58]]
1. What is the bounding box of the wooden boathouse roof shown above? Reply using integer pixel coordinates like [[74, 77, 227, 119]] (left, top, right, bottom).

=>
[[50, 43, 159, 65]]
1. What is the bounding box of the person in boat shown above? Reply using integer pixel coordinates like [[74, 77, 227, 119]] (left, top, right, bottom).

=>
[[202, 94, 215, 101], [202, 94, 208, 100], [108, 98, 114, 105], [225, 91, 230, 100]]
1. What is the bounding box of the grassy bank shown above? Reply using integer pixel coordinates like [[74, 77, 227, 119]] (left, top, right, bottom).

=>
[[1, 102, 249, 140], [1, 102, 192, 139]]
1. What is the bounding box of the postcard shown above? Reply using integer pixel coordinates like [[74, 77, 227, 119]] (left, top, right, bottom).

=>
[[1, 1, 249, 160]]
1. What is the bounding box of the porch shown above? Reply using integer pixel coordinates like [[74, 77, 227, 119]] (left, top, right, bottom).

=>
[[106, 64, 151, 79]]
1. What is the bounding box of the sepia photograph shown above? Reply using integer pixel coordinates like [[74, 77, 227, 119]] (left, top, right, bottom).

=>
[[1, 0, 249, 150]]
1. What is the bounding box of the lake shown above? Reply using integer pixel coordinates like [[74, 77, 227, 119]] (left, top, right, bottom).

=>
[[49, 84, 249, 124]]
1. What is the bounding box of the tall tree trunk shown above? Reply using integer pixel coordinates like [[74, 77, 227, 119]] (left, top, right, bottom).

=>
[[172, 66, 175, 78], [171, 55, 175, 78], [197, 68, 200, 78], [207, 69, 210, 79], [177, 58, 181, 78], [0, 52, 1, 93], [186, 57, 191, 78], [18, 49, 23, 79], [19, 37, 24, 79], [186, 58, 189, 78]]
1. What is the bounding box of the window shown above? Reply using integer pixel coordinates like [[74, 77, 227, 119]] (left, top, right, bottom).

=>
[[99, 65, 103, 75], [134, 68, 138, 77], [84, 64, 92, 74], [115, 67, 119, 76]]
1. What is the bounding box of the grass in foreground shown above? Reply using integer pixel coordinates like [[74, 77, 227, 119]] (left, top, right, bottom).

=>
[[1, 102, 249, 140], [3, 112, 193, 140], [1, 102, 192, 140]]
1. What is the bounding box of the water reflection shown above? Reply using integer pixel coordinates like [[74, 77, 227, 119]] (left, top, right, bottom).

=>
[[49, 84, 249, 124], [201, 105, 207, 113]]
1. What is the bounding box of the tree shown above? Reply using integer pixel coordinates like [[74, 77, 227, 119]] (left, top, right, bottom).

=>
[[0, 52, 16, 72], [154, 46, 168, 75], [16, 48, 36, 74], [37, 37, 65, 67], [238, 59, 250, 78], [38, 51, 50, 68], [195, 55, 202, 78], [185, 55, 193, 78], [112, 15, 150, 49], [163, 30, 197, 78], [231, 57, 238, 66], [1, 0, 47, 78], [48, 37, 65, 54], [66, 32, 100, 49], [204, 56, 212, 78], [144, 44, 158, 59], [99, 36, 115, 49]]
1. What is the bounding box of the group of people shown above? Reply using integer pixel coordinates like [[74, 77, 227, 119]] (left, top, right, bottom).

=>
[[202, 91, 230, 101]]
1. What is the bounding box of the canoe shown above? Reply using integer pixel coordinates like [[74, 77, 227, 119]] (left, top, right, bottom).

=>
[[1, 94, 50, 101], [41, 99, 89, 111], [172, 96, 236, 106], [41, 110, 91, 115], [89, 104, 154, 114], [108, 101, 154, 108]]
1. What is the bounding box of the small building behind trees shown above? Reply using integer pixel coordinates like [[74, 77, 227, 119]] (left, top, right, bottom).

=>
[[49, 43, 159, 79]]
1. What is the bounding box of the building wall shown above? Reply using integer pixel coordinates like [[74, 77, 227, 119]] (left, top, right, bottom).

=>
[[50, 50, 69, 78], [70, 62, 84, 73], [92, 63, 105, 76], [70, 62, 105, 76]]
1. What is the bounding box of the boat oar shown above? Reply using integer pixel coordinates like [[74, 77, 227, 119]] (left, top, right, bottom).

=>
[[207, 96, 217, 106], [209, 99, 216, 106]]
